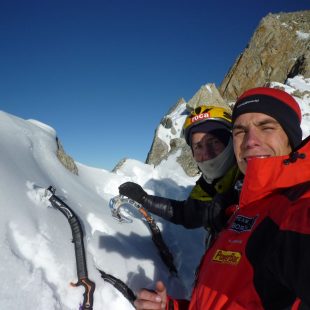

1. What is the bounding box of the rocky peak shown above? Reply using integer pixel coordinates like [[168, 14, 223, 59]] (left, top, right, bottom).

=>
[[219, 10, 310, 101], [187, 83, 227, 110]]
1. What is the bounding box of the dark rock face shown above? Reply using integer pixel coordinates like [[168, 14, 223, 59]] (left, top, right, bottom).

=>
[[56, 137, 79, 175], [219, 11, 310, 101]]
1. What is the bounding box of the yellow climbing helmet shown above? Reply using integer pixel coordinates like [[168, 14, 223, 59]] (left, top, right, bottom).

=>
[[182, 105, 232, 145]]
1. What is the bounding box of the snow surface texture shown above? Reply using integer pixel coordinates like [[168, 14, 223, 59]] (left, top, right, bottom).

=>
[[0, 77, 309, 309]]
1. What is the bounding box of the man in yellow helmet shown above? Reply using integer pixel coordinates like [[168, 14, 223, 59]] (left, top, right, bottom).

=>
[[119, 105, 241, 239]]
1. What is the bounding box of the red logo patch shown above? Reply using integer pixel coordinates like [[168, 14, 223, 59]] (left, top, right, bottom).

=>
[[190, 112, 210, 124]]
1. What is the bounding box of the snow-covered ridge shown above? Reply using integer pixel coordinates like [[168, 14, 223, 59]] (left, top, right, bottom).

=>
[[27, 119, 57, 137]]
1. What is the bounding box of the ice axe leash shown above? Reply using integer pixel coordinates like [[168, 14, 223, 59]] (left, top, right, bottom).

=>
[[45, 186, 95, 310], [110, 195, 178, 276]]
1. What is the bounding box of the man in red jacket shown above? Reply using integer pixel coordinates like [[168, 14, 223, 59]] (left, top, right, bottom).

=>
[[134, 87, 310, 310]]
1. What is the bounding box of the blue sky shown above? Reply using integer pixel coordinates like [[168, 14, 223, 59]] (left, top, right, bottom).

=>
[[1, 0, 309, 170]]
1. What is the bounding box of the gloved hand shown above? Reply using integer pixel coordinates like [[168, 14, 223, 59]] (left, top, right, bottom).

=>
[[118, 182, 148, 204], [203, 193, 229, 233]]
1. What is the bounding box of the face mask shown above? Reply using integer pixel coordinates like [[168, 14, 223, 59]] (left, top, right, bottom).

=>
[[197, 138, 235, 183]]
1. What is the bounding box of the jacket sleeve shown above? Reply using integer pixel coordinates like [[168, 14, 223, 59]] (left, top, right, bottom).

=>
[[265, 196, 310, 307], [273, 221, 310, 305], [141, 194, 211, 229]]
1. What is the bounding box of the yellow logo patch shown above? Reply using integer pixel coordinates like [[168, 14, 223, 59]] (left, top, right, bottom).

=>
[[212, 249, 242, 265]]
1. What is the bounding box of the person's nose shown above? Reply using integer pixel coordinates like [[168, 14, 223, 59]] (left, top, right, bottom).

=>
[[196, 146, 216, 162], [198, 153, 209, 162], [243, 128, 261, 149], [194, 148, 207, 162]]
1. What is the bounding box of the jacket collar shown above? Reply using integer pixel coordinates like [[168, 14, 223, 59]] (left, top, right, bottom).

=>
[[239, 136, 310, 208]]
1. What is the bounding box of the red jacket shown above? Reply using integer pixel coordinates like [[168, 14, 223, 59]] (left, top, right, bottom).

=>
[[168, 137, 310, 310]]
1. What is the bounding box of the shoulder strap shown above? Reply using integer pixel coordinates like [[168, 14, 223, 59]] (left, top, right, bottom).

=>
[[280, 181, 310, 202]]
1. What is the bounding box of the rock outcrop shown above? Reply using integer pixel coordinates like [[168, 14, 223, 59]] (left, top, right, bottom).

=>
[[145, 98, 186, 166], [219, 10, 310, 101], [187, 83, 228, 110], [56, 137, 79, 175]]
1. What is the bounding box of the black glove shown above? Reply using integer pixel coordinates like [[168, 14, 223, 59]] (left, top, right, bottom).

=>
[[203, 194, 229, 233], [118, 182, 148, 204]]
